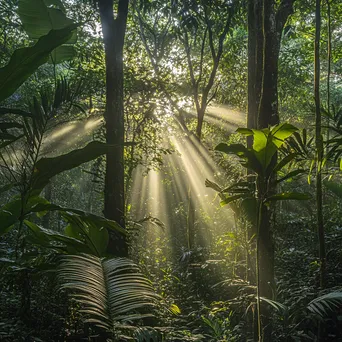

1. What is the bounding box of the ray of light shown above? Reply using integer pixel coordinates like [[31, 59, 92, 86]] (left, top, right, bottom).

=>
[[42, 116, 103, 156], [129, 121, 237, 254]]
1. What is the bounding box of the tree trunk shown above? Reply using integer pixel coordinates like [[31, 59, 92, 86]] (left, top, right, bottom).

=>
[[314, 0, 326, 289], [195, 108, 205, 140], [247, 0, 263, 137], [246, 0, 263, 288], [99, 0, 129, 257], [256, 0, 295, 339]]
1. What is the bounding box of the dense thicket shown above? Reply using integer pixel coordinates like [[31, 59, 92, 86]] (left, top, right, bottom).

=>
[[0, 0, 342, 341]]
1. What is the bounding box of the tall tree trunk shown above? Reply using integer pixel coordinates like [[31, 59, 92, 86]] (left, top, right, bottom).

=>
[[246, 0, 263, 288], [98, 0, 129, 257], [314, 0, 326, 289], [248, 0, 263, 137], [326, 0, 331, 144], [256, 0, 295, 339]]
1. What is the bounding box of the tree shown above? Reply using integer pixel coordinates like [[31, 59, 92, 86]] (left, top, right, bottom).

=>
[[136, 0, 238, 140], [314, 0, 326, 289], [98, 0, 129, 256]]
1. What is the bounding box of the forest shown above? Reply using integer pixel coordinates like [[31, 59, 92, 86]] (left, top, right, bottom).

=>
[[0, 0, 342, 341]]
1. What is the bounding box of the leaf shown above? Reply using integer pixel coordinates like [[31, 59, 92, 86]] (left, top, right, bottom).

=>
[[266, 192, 312, 202], [57, 254, 161, 330], [0, 196, 49, 236], [271, 123, 298, 147], [252, 124, 298, 171], [215, 143, 248, 156], [169, 303, 181, 315], [220, 194, 246, 206], [276, 169, 306, 184], [64, 214, 109, 257], [205, 179, 223, 192], [0, 25, 77, 102], [18, 0, 76, 43], [30, 202, 126, 236], [236, 127, 253, 136], [259, 297, 287, 314], [43, 0, 66, 12], [49, 45, 76, 64], [25, 220, 94, 254], [32, 141, 115, 193], [0, 183, 16, 195], [273, 153, 299, 173], [308, 292, 342, 317], [215, 143, 261, 174]]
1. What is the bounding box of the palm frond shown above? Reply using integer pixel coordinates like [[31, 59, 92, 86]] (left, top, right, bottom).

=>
[[57, 254, 161, 331], [307, 291, 342, 317]]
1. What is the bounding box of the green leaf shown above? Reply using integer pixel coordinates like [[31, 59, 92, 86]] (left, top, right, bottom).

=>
[[49, 45, 76, 64], [220, 194, 246, 206], [169, 304, 181, 315], [0, 198, 21, 236], [251, 123, 298, 171], [18, 0, 77, 43], [308, 292, 342, 317], [43, 0, 66, 12], [215, 143, 261, 174], [215, 143, 247, 156], [30, 202, 126, 236], [236, 127, 253, 136], [273, 153, 299, 173], [277, 169, 306, 184], [0, 196, 49, 236], [271, 123, 298, 147], [0, 108, 32, 117], [63, 214, 109, 257], [266, 192, 312, 202], [0, 183, 16, 195], [0, 25, 77, 102], [25, 220, 94, 254], [32, 141, 115, 193]]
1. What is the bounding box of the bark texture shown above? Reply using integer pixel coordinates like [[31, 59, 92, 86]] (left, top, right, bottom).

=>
[[314, 0, 326, 289], [99, 0, 129, 257]]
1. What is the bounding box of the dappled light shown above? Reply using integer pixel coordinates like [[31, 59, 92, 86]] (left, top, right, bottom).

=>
[[1, 0, 342, 341]]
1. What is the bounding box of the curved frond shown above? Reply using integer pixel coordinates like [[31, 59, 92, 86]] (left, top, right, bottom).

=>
[[307, 291, 342, 317], [57, 254, 161, 331]]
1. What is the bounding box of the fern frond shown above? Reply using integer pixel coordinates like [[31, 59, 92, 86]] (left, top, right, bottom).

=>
[[57, 254, 161, 331]]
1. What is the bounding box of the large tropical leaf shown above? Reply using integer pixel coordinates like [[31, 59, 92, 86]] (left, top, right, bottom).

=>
[[31, 141, 116, 193], [18, 0, 77, 64], [18, 0, 76, 42], [57, 254, 161, 330], [0, 25, 77, 102], [30, 202, 126, 236], [215, 143, 261, 174], [266, 192, 312, 202], [237, 124, 298, 172], [0, 196, 49, 236], [25, 220, 95, 255]]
